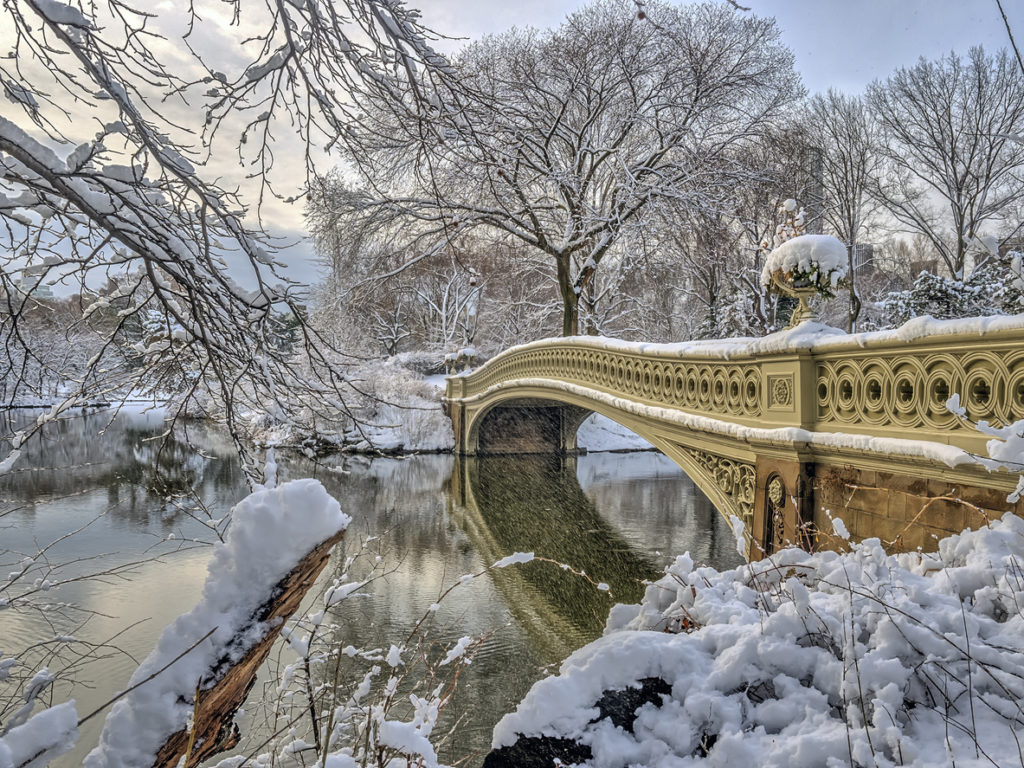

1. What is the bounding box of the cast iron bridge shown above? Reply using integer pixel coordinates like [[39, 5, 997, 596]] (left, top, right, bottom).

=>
[[444, 320, 1024, 557]]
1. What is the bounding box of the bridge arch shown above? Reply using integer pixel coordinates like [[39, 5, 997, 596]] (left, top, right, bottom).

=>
[[458, 383, 759, 535]]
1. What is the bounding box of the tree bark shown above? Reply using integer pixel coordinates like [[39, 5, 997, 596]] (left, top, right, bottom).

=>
[[556, 254, 579, 336], [151, 529, 346, 768], [847, 243, 861, 332]]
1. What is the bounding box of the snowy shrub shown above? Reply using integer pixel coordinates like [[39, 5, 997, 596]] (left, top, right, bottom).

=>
[[494, 516, 1024, 766], [341, 359, 454, 452], [223, 548, 601, 768], [880, 253, 1024, 327], [947, 395, 1024, 507], [244, 356, 454, 453], [389, 350, 449, 377]]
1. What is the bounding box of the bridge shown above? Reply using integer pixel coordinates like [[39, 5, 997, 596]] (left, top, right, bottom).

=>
[[444, 318, 1024, 559]]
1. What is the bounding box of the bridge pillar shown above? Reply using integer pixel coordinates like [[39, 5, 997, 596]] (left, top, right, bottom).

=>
[[752, 457, 815, 558]]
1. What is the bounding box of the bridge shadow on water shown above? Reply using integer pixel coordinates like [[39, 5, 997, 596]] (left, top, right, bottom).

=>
[[448, 454, 663, 659]]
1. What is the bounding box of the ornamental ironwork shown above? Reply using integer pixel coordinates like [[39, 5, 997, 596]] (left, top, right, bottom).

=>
[[687, 449, 756, 526]]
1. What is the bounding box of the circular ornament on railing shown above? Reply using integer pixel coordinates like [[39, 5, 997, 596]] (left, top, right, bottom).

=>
[[771, 376, 792, 408]]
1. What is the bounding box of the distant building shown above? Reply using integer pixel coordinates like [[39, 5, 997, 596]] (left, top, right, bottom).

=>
[[17, 264, 54, 299], [853, 243, 875, 277]]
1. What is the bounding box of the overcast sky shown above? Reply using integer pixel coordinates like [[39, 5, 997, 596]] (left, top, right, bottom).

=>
[[277, 0, 1024, 286], [417, 0, 1024, 93]]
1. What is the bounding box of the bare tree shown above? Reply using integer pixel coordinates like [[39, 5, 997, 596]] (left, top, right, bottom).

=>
[[0, 0, 458, 471], [867, 47, 1024, 279], [807, 90, 881, 331], [723, 124, 822, 334], [325, 0, 801, 336]]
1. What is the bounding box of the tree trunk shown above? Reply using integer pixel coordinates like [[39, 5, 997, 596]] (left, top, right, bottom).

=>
[[151, 529, 346, 768], [562, 294, 579, 337], [847, 243, 861, 332], [556, 254, 578, 336]]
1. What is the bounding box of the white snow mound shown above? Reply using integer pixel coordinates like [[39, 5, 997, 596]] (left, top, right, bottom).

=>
[[494, 514, 1024, 767], [761, 234, 849, 288]]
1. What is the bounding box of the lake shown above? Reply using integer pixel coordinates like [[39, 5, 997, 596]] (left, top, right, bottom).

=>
[[0, 409, 742, 766]]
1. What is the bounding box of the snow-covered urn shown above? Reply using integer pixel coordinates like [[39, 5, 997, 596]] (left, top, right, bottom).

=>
[[761, 234, 849, 327]]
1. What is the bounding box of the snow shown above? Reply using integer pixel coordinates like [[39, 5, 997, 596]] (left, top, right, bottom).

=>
[[576, 414, 654, 452], [325, 581, 369, 607], [491, 313, 1024, 364], [760, 234, 849, 289], [493, 513, 1024, 767], [0, 701, 78, 768], [492, 552, 535, 568], [728, 515, 747, 558], [386, 645, 403, 667], [376, 720, 438, 766], [83, 479, 349, 768], [438, 636, 473, 666], [31, 0, 90, 28], [962, 415, 1024, 503]]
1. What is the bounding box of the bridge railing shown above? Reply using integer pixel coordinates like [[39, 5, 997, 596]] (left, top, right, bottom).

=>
[[446, 318, 1024, 455], [811, 328, 1024, 441], [448, 338, 767, 426]]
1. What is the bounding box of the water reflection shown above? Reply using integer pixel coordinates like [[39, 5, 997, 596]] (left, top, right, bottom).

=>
[[1, 412, 741, 768], [454, 455, 659, 647], [0, 407, 243, 523]]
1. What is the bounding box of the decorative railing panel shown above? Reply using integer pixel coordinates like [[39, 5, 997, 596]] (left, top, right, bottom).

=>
[[448, 322, 1024, 454], [814, 341, 1024, 434], [454, 341, 765, 426]]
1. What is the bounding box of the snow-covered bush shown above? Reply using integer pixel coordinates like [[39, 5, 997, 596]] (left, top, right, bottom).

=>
[[245, 356, 454, 453], [947, 396, 1024, 507], [879, 253, 1024, 327], [760, 234, 850, 299], [248, 546, 610, 768], [493, 515, 1024, 766]]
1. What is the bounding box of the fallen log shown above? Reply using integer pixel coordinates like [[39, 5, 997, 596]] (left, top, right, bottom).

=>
[[153, 527, 346, 768], [83, 478, 351, 768]]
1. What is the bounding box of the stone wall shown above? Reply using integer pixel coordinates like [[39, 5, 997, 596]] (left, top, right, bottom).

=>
[[813, 465, 1023, 553]]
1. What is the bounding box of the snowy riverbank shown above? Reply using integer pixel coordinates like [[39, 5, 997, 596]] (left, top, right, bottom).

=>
[[245, 357, 654, 455]]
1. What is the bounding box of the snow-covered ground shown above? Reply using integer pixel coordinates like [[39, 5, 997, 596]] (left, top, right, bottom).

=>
[[576, 414, 654, 453], [492, 513, 1024, 766]]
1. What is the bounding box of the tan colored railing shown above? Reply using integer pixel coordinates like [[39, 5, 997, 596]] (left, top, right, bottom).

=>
[[446, 322, 1024, 455]]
